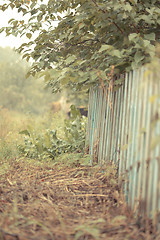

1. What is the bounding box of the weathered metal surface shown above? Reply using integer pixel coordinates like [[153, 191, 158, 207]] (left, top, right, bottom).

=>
[[86, 65, 160, 229]]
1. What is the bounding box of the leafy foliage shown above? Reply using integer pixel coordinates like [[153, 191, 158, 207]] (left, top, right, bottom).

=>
[[0, 0, 159, 93], [64, 105, 87, 150], [18, 106, 87, 159]]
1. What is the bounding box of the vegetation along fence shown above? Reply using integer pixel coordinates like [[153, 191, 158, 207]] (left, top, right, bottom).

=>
[[86, 64, 160, 229]]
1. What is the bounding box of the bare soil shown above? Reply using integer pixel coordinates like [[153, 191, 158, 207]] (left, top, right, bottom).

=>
[[0, 158, 159, 240]]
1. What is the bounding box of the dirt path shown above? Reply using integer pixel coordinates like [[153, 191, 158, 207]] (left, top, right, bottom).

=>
[[0, 158, 158, 240]]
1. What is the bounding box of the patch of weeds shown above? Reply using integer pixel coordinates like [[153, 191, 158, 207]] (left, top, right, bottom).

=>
[[1, 198, 54, 240], [18, 106, 88, 161], [74, 218, 105, 240], [0, 139, 18, 175], [0, 107, 11, 140], [0, 140, 13, 160], [0, 109, 25, 173]]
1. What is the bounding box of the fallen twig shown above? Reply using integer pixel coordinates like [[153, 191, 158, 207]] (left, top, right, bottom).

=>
[[0, 228, 19, 239]]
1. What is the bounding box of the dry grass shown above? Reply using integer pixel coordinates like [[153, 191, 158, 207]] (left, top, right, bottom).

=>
[[0, 157, 158, 240]]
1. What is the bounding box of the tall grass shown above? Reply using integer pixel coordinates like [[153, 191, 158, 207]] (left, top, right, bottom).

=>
[[0, 106, 87, 175], [0, 108, 25, 167], [0, 108, 66, 166]]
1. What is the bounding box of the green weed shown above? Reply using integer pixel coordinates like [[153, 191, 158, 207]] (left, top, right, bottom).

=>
[[74, 219, 105, 240], [18, 106, 87, 160]]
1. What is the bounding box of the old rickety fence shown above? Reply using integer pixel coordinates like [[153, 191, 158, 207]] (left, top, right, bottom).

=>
[[86, 65, 160, 228]]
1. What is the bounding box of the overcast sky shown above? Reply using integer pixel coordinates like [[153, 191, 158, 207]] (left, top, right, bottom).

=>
[[0, 6, 29, 48], [0, 2, 59, 49]]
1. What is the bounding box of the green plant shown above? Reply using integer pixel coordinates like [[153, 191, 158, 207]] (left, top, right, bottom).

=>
[[0, 108, 19, 163], [74, 219, 105, 240], [0, 0, 159, 93], [0, 107, 11, 140], [18, 106, 87, 160], [19, 127, 64, 159], [64, 105, 87, 151], [0, 139, 15, 161]]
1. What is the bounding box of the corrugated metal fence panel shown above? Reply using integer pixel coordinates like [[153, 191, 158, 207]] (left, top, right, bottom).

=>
[[86, 66, 160, 229]]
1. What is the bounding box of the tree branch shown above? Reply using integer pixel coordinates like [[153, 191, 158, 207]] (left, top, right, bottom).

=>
[[90, 0, 124, 34], [68, 38, 100, 46], [130, 23, 140, 33]]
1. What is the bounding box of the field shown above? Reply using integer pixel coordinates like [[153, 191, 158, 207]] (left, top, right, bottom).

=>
[[0, 109, 159, 240]]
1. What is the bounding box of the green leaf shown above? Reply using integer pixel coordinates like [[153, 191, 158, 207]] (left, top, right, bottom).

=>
[[65, 55, 77, 64], [22, 53, 29, 59], [144, 33, 155, 41], [79, 22, 85, 29], [0, 27, 4, 33], [19, 130, 30, 136], [131, 61, 138, 69], [129, 0, 137, 5], [128, 33, 138, 41], [98, 45, 113, 53], [114, 78, 124, 85], [1, 0, 159, 93], [110, 49, 122, 58], [125, 3, 132, 12], [143, 40, 150, 47], [134, 51, 144, 63], [26, 33, 32, 39], [8, 18, 15, 24]]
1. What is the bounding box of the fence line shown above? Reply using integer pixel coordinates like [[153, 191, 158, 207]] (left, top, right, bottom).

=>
[[86, 66, 160, 228]]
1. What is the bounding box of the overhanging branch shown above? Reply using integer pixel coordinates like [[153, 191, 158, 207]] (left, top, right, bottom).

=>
[[90, 0, 124, 34]]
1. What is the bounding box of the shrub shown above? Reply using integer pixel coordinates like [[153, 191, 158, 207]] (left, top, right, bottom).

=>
[[18, 106, 87, 160]]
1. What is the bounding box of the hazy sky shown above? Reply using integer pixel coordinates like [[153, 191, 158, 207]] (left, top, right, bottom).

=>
[[0, 2, 58, 49], [0, 7, 28, 48]]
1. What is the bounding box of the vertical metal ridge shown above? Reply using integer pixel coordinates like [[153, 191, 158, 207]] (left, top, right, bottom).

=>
[[86, 65, 160, 229]]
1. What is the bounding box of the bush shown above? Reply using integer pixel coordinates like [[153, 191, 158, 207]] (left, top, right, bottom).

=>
[[18, 106, 87, 160]]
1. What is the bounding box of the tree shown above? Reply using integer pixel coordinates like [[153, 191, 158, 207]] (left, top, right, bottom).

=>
[[0, 47, 54, 113], [0, 0, 160, 93]]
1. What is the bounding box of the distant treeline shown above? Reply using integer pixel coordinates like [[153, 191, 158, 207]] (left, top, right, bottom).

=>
[[0, 47, 54, 114]]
